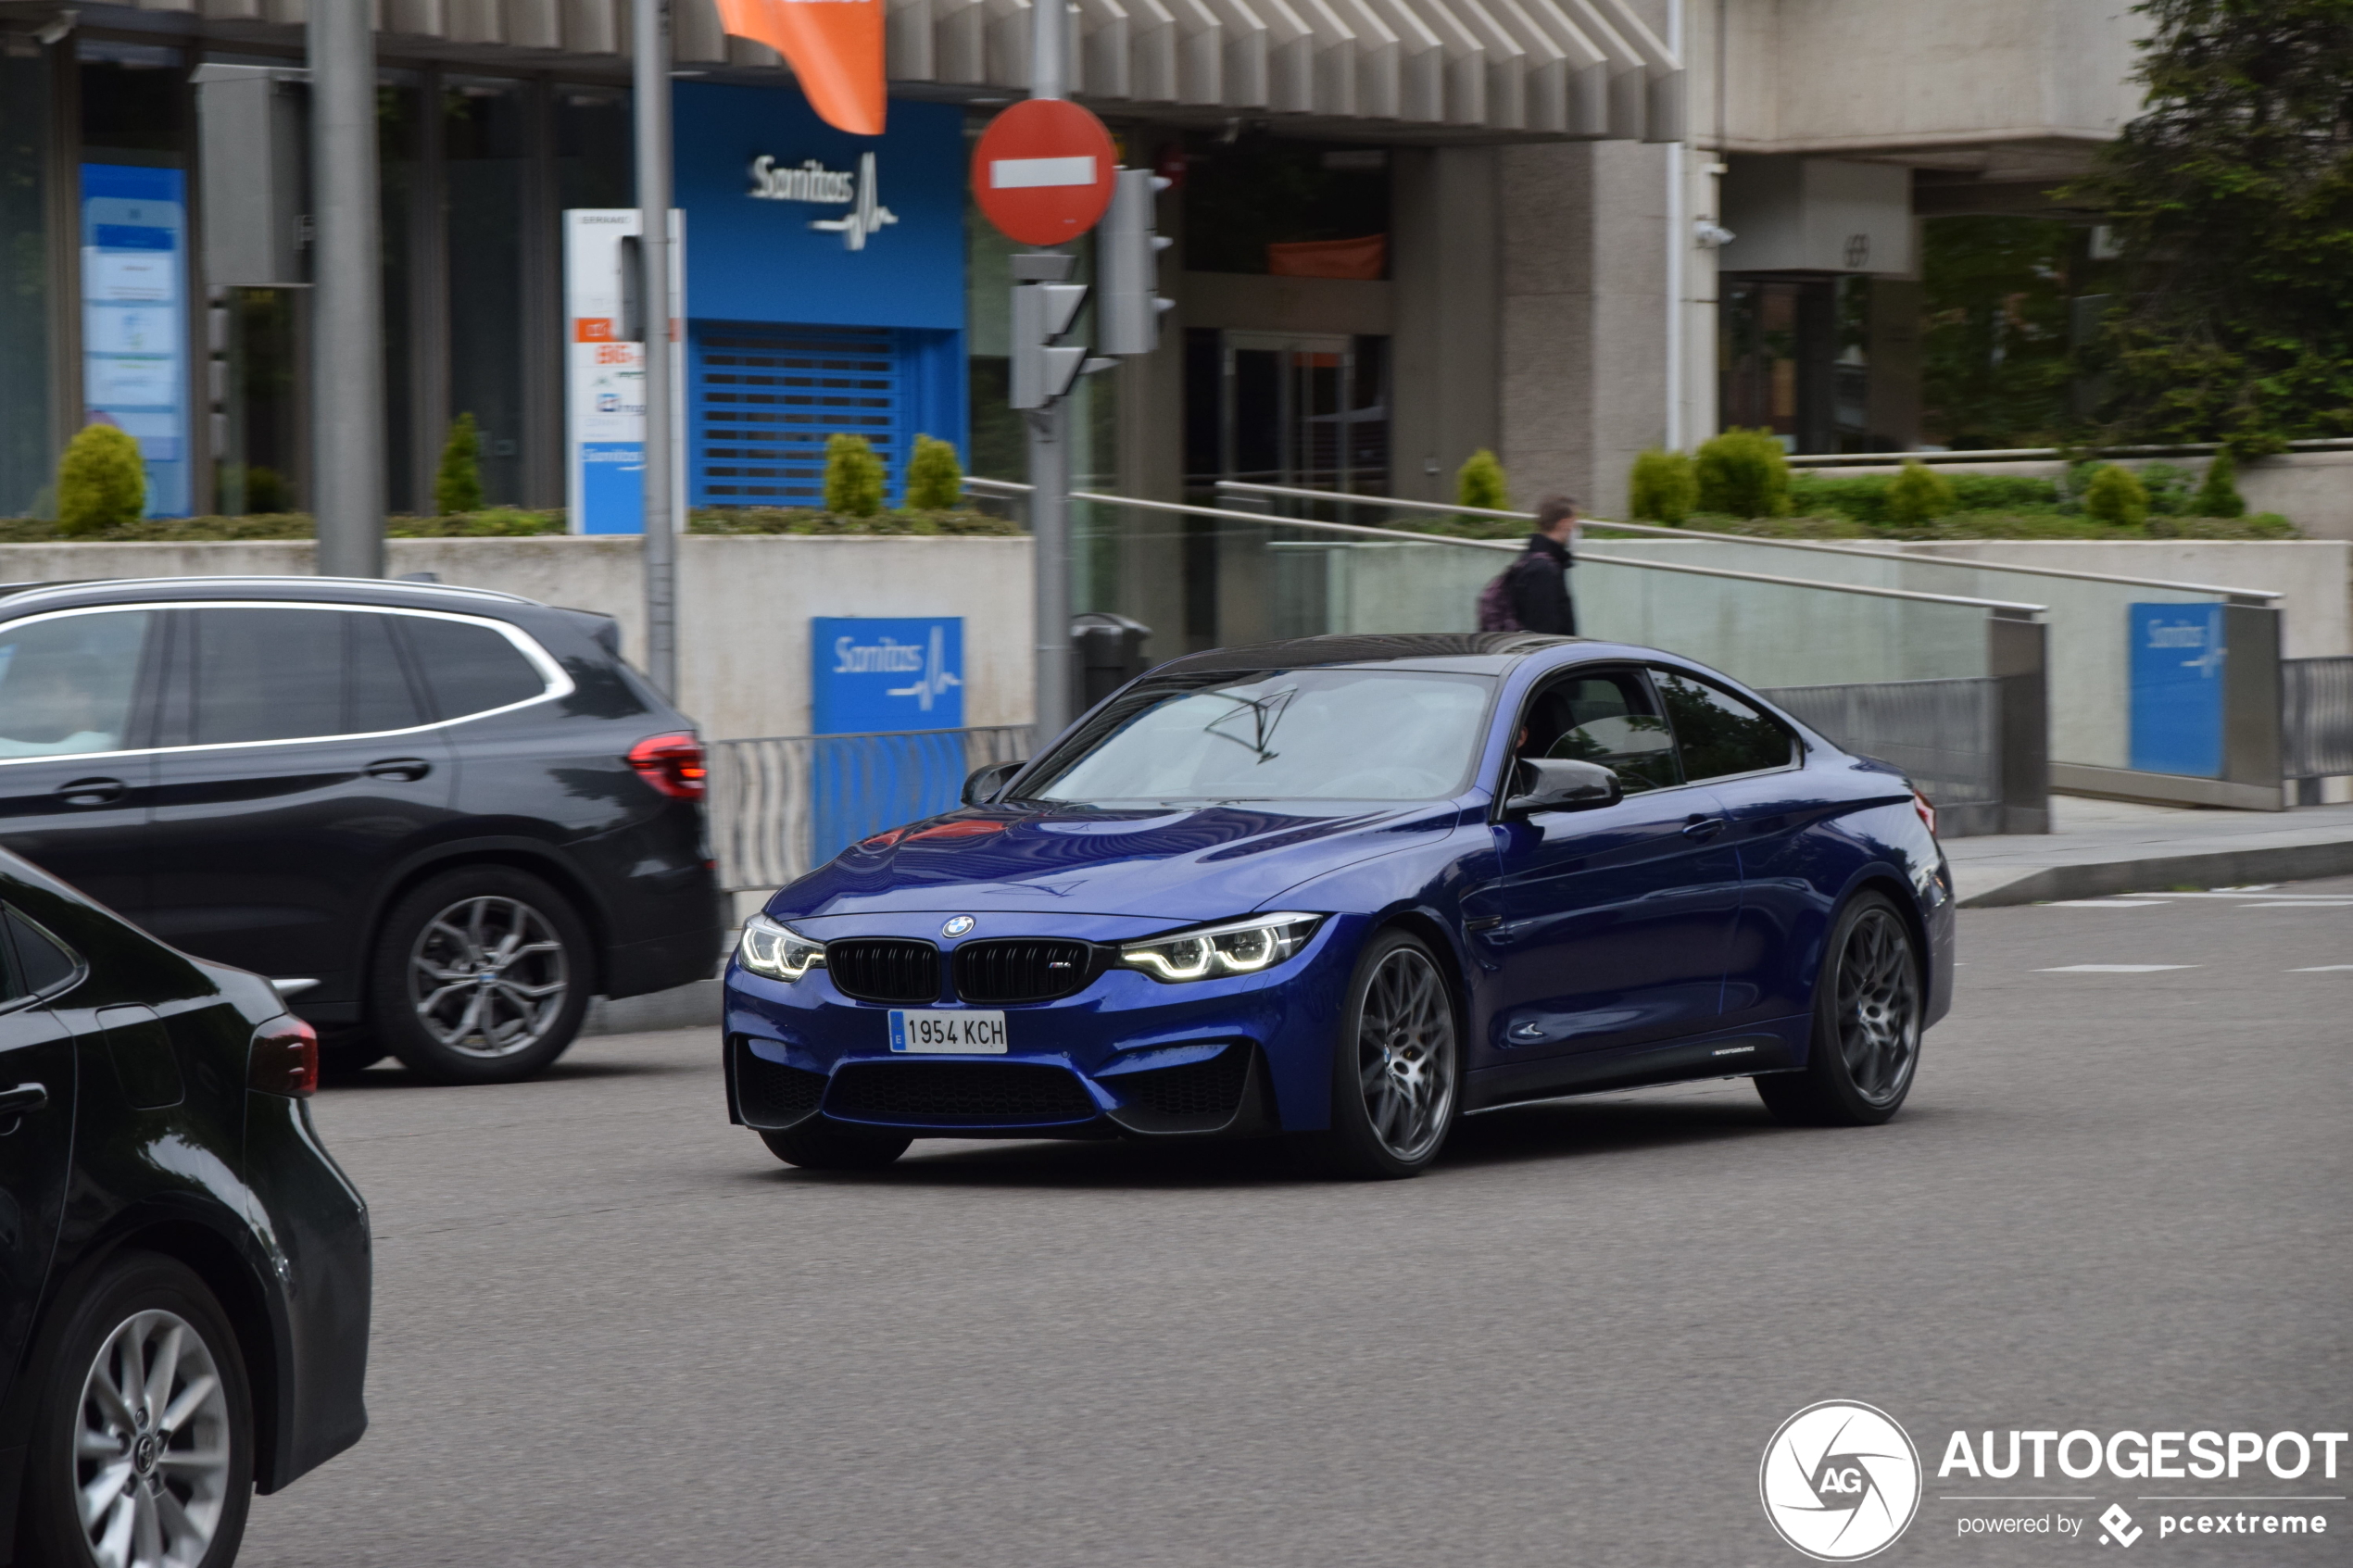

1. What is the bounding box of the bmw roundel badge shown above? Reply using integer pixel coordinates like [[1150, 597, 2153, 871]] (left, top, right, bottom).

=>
[[942, 915, 975, 937]]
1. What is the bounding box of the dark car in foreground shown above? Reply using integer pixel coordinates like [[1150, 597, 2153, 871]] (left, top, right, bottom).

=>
[[723, 633, 1955, 1179], [0, 575, 722, 1084], [0, 845, 368, 1567]]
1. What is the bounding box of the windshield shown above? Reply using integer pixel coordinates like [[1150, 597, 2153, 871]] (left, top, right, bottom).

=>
[[1021, 667, 1495, 805]]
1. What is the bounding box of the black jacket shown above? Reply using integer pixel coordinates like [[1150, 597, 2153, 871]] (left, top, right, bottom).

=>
[[1506, 532, 1576, 634]]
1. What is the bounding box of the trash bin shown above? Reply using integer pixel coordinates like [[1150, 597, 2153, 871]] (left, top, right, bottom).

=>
[[1070, 612, 1153, 710]]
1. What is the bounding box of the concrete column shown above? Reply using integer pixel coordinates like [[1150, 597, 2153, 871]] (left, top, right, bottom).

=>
[[1390, 145, 1500, 505]]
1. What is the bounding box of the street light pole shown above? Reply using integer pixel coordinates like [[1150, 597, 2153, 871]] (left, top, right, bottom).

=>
[[1027, 0, 1071, 743], [308, 0, 385, 578], [634, 0, 680, 699]]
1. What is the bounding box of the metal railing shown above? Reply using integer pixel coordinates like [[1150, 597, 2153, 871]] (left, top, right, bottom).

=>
[[1761, 677, 2004, 835], [2284, 657, 2353, 784], [709, 726, 1032, 894]]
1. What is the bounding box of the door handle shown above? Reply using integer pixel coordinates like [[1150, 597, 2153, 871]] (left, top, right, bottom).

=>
[[1680, 816, 1727, 841], [364, 758, 433, 782], [55, 777, 126, 808], [0, 1082, 49, 1116]]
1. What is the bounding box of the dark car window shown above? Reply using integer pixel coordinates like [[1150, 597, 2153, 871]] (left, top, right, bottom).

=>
[[400, 616, 549, 721], [0, 609, 154, 759], [349, 611, 423, 733], [1515, 670, 1680, 793], [1651, 668, 1796, 782], [190, 608, 347, 745], [6, 906, 81, 997]]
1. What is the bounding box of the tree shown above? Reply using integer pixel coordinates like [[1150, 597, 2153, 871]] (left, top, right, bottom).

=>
[[2191, 448, 2247, 516], [435, 413, 484, 515], [57, 424, 145, 535], [904, 434, 963, 510], [1455, 449, 1507, 512], [2070, 1, 2353, 454]]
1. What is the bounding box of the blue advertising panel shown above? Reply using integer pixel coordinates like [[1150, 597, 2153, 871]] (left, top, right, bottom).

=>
[[81, 164, 188, 516], [811, 617, 965, 734], [2129, 603, 2225, 777]]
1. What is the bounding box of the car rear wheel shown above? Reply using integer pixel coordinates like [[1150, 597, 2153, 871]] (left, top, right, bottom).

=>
[[759, 1122, 914, 1170], [371, 865, 593, 1085], [1756, 890, 1922, 1127], [17, 1252, 254, 1568], [1302, 930, 1460, 1179]]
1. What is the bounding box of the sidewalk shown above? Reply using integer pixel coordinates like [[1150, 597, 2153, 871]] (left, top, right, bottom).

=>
[[1947, 795, 2353, 907]]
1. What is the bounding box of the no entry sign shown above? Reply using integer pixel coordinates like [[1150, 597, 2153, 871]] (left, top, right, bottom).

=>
[[971, 99, 1117, 245]]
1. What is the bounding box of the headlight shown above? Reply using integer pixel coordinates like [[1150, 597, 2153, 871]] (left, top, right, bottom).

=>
[[1119, 912, 1324, 983], [737, 913, 825, 982]]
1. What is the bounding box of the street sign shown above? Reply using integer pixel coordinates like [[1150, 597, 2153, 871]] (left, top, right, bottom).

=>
[[971, 99, 1116, 245]]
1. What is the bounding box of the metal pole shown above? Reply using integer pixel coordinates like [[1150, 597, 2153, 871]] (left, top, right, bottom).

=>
[[308, 0, 385, 578], [634, 0, 678, 698], [1664, 0, 1685, 452], [1027, 0, 1070, 739]]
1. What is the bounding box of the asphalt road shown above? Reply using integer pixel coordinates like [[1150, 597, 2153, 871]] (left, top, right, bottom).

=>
[[238, 879, 2353, 1568]]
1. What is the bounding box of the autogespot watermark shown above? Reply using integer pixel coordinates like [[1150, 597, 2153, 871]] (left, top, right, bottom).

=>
[[1762, 1407, 2347, 1556]]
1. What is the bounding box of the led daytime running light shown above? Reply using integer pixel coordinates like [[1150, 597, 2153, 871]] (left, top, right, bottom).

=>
[[1120, 913, 1323, 983], [737, 913, 826, 982]]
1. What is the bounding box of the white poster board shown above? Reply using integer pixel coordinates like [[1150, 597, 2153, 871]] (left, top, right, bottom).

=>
[[562, 208, 686, 534]]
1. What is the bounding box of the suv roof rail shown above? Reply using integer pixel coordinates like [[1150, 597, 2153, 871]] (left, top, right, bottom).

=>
[[0, 574, 538, 610]]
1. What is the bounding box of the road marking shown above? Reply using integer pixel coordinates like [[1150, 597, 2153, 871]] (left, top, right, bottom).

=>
[[2289, 964, 2353, 972], [2037, 964, 2199, 973], [2048, 898, 2171, 908], [2126, 890, 2350, 901], [2238, 899, 2353, 909]]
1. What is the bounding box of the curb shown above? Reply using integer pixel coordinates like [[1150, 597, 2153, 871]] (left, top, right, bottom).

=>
[[584, 978, 723, 1035], [1956, 838, 2353, 908]]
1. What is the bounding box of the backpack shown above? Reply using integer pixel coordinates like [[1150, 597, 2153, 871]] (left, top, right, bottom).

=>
[[1477, 551, 1535, 632]]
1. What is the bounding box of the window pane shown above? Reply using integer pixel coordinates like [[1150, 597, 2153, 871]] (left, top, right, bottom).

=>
[[444, 78, 528, 507], [401, 617, 546, 719], [190, 608, 345, 744], [349, 612, 422, 732], [0, 44, 53, 518], [7, 906, 79, 995], [1518, 671, 1680, 793], [1653, 669, 1794, 782], [0, 610, 152, 759]]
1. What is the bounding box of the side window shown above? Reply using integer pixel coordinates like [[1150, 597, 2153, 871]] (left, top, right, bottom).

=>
[[1651, 668, 1796, 782], [348, 612, 423, 733], [1515, 670, 1680, 793], [6, 906, 82, 998], [399, 616, 549, 721], [190, 608, 346, 745], [0, 609, 154, 759]]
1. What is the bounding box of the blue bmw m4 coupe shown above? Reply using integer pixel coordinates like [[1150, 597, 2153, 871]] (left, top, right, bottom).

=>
[[723, 633, 1955, 1178]]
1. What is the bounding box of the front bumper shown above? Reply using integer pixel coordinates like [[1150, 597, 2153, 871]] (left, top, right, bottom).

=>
[[721, 912, 1362, 1137]]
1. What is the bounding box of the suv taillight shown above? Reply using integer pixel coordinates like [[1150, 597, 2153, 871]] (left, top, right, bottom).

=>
[[628, 733, 708, 801], [249, 1018, 319, 1098], [1910, 786, 1938, 840]]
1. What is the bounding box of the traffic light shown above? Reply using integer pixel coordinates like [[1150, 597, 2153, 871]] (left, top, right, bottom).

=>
[[1009, 252, 1090, 409], [1098, 168, 1174, 357]]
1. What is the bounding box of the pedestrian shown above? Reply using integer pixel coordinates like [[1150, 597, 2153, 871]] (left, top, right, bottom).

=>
[[1505, 494, 1579, 634]]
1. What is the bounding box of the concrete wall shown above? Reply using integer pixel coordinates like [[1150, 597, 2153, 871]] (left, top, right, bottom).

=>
[[0, 535, 1037, 742]]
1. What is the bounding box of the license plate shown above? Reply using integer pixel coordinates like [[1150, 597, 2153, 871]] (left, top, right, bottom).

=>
[[887, 1010, 1008, 1054]]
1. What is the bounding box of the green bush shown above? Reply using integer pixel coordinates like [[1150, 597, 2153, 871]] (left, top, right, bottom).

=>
[[1693, 427, 1789, 519], [1627, 448, 1698, 524], [2082, 463, 2151, 527], [686, 507, 1020, 536], [904, 434, 963, 510], [57, 424, 146, 535], [2136, 462, 2196, 516], [1950, 473, 2064, 511], [1886, 458, 1958, 525], [2193, 450, 2247, 518], [824, 433, 887, 517], [434, 413, 484, 516], [1790, 471, 2064, 524], [1456, 448, 1508, 513]]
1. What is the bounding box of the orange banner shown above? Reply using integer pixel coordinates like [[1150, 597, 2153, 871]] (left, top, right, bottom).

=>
[[713, 0, 887, 137]]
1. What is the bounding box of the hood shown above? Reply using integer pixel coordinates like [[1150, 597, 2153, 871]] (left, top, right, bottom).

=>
[[768, 802, 1466, 922]]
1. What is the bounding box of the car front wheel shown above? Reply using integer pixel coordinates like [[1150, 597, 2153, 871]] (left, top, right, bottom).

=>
[[1756, 889, 1923, 1126], [371, 865, 593, 1085], [17, 1252, 254, 1568], [1302, 930, 1461, 1179]]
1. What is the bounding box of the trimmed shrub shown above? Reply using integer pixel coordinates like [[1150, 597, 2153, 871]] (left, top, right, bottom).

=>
[[2192, 450, 2247, 518], [1693, 427, 1789, 519], [1627, 448, 1698, 524], [904, 433, 963, 510], [57, 423, 146, 535], [1456, 448, 1508, 513], [824, 433, 887, 517], [434, 413, 484, 516], [2082, 463, 2150, 528], [1949, 473, 2063, 511], [2136, 461, 2196, 516], [1885, 458, 1958, 525]]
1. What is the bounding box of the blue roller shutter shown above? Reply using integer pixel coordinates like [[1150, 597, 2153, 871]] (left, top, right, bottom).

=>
[[690, 322, 900, 508]]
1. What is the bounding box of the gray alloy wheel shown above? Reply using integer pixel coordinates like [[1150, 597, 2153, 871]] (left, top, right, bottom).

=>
[[409, 894, 572, 1060], [1756, 891, 1922, 1127], [72, 1309, 236, 1568], [1304, 932, 1462, 1179]]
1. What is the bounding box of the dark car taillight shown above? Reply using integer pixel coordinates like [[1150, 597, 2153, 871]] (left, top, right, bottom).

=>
[[628, 732, 708, 800], [250, 1018, 319, 1098], [1910, 785, 1938, 840]]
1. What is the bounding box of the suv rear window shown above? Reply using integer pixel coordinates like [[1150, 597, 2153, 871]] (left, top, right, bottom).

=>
[[0, 609, 153, 759], [400, 616, 550, 721]]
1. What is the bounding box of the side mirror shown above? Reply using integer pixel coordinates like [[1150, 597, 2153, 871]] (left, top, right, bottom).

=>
[[1503, 757, 1621, 817], [962, 759, 1026, 807]]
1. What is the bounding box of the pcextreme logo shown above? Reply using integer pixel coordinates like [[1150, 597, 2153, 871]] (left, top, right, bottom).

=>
[[1760, 1401, 1924, 1562]]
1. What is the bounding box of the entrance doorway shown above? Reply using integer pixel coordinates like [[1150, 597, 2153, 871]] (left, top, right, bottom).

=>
[[1185, 329, 1390, 496]]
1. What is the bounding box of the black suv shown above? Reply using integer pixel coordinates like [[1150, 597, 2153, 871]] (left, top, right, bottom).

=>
[[0, 576, 721, 1084]]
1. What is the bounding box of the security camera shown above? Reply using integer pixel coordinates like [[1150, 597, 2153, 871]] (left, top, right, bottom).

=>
[[1692, 219, 1737, 248], [33, 9, 79, 44]]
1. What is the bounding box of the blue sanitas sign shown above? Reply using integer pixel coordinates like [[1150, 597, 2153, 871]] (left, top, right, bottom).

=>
[[811, 618, 964, 734], [2128, 603, 2225, 777]]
